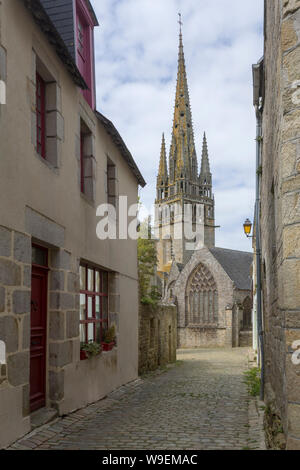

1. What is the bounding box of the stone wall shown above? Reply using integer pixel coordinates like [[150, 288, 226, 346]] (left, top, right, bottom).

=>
[[0, 0, 141, 449], [261, 0, 300, 450], [0, 228, 31, 448], [48, 249, 80, 409], [178, 326, 227, 349], [138, 303, 177, 375]]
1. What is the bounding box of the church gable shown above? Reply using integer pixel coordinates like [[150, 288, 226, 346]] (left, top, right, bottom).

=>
[[174, 247, 234, 329]]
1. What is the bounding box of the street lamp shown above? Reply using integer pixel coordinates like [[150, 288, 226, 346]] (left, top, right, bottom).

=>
[[243, 218, 253, 238]]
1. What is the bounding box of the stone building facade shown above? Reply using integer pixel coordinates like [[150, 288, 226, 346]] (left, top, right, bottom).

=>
[[0, 0, 145, 448], [138, 304, 177, 375], [253, 0, 300, 450], [155, 25, 253, 348]]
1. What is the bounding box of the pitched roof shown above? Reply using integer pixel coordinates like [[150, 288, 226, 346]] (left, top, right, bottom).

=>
[[95, 111, 146, 188], [40, 0, 98, 60], [22, 0, 87, 89], [209, 247, 252, 290]]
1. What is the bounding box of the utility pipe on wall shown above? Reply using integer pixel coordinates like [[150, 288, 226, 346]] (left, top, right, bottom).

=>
[[252, 59, 265, 401]]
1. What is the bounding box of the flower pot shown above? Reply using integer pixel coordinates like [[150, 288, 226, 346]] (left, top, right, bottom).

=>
[[80, 350, 88, 360], [101, 342, 115, 352]]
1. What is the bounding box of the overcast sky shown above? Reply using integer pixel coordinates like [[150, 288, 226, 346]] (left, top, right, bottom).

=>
[[91, 0, 264, 252]]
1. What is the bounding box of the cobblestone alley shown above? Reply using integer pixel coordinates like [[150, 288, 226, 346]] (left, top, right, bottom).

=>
[[10, 348, 265, 450]]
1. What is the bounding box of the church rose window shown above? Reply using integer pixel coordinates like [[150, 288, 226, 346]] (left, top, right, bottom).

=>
[[186, 263, 218, 325]]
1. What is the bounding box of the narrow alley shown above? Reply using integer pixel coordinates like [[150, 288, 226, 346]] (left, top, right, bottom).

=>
[[10, 349, 265, 451]]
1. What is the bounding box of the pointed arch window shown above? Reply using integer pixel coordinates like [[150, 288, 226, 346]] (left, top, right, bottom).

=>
[[186, 263, 218, 326]]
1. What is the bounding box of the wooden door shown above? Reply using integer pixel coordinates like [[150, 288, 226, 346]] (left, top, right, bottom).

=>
[[30, 265, 48, 412]]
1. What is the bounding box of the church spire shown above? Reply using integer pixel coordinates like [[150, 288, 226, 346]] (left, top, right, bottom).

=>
[[169, 15, 197, 185], [156, 133, 168, 200], [154, 16, 216, 271], [200, 132, 211, 175], [200, 132, 212, 198], [158, 133, 168, 182]]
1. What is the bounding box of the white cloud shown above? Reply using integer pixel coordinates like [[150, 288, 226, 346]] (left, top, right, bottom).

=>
[[91, 0, 264, 252]]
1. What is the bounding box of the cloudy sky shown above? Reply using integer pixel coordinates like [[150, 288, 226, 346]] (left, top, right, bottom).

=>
[[91, 0, 264, 252]]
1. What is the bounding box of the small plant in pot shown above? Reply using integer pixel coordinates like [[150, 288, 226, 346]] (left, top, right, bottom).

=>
[[80, 341, 102, 360], [101, 325, 116, 351]]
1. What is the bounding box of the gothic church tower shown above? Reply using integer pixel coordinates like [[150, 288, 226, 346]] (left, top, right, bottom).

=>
[[155, 21, 215, 273]]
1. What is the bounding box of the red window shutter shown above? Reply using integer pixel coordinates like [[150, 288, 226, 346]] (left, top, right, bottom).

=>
[[36, 73, 46, 159], [76, 1, 94, 109]]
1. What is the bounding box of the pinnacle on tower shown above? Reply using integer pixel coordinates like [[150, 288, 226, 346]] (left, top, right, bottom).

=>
[[157, 133, 168, 184], [200, 132, 211, 176], [200, 132, 212, 198]]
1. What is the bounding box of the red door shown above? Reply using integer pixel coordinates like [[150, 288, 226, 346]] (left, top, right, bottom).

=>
[[30, 265, 48, 412]]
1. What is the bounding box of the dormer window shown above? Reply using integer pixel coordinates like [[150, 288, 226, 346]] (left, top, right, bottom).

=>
[[77, 18, 85, 58], [76, 0, 96, 109]]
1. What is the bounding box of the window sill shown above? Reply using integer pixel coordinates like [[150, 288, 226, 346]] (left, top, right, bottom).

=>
[[79, 347, 117, 362], [34, 150, 59, 175], [80, 191, 95, 208], [187, 324, 224, 330], [102, 346, 117, 354]]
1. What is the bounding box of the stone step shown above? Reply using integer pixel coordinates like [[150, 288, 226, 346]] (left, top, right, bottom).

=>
[[31, 408, 58, 431]]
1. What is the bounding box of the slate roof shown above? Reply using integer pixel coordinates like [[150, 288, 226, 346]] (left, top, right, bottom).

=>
[[40, 0, 98, 60], [96, 111, 146, 188], [22, 0, 87, 88], [209, 247, 253, 290]]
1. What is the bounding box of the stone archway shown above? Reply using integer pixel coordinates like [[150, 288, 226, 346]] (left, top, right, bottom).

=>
[[186, 263, 218, 326]]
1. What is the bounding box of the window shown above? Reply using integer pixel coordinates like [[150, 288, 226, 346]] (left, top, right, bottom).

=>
[[36, 73, 46, 158], [77, 18, 85, 58], [80, 119, 95, 200], [76, 0, 96, 108], [32, 52, 63, 167], [187, 263, 218, 325], [107, 158, 117, 207], [80, 265, 108, 344], [32, 245, 48, 267]]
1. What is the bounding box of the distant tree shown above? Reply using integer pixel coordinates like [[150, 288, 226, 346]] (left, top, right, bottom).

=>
[[137, 218, 160, 305]]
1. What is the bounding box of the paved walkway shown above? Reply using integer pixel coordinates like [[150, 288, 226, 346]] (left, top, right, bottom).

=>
[[10, 348, 265, 450]]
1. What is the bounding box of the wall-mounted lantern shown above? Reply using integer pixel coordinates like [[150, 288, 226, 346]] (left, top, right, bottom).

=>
[[243, 219, 253, 238]]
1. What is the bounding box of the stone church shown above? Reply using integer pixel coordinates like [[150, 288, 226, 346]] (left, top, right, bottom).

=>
[[154, 25, 253, 349]]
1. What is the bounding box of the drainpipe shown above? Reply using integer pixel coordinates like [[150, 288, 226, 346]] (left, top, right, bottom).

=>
[[254, 104, 264, 402], [253, 59, 264, 402]]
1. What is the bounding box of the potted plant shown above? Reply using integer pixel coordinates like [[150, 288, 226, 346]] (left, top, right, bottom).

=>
[[101, 325, 116, 352], [80, 341, 102, 360]]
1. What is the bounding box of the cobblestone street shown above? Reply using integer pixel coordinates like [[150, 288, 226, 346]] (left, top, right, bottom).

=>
[[10, 348, 265, 450]]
